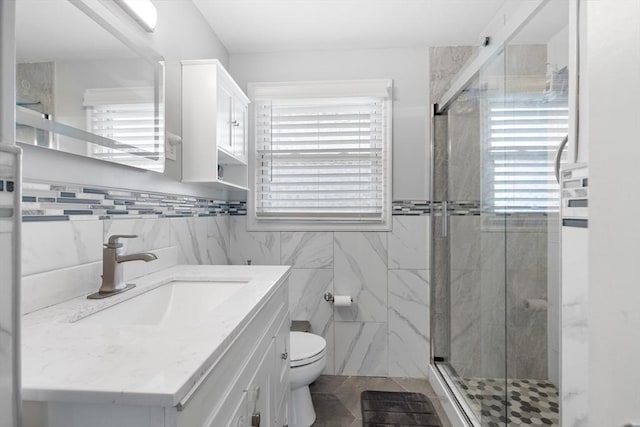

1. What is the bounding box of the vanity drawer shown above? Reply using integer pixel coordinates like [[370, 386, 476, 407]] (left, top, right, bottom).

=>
[[225, 391, 248, 427]]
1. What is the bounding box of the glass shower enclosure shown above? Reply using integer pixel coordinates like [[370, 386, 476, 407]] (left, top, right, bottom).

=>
[[430, 1, 569, 425]]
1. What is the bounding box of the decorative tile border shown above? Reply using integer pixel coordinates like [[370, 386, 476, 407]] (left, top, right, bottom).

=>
[[392, 201, 482, 216], [446, 201, 481, 216], [392, 200, 431, 215], [22, 182, 246, 222], [21, 194, 497, 221]]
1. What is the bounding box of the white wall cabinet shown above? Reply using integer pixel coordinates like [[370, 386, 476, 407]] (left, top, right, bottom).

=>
[[182, 59, 250, 191]]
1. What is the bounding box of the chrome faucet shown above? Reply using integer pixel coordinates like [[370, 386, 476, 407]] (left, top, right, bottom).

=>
[[87, 234, 158, 299]]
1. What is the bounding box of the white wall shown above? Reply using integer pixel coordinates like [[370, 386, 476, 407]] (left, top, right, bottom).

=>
[[229, 47, 430, 201], [585, 1, 640, 425], [22, 0, 230, 198]]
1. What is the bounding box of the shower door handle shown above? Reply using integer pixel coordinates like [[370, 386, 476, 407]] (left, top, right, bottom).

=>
[[554, 135, 569, 183], [441, 201, 448, 237]]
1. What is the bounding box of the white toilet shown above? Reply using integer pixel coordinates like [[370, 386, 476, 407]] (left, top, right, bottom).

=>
[[289, 331, 327, 427]]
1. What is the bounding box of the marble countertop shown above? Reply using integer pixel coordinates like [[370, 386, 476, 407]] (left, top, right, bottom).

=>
[[22, 264, 291, 407]]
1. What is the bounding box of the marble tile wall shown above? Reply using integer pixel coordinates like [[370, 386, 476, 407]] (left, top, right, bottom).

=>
[[20, 180, 430, 378], [229, 214, 431, 378], [21, 215, 231, 314], [560, 212, 589, 427]]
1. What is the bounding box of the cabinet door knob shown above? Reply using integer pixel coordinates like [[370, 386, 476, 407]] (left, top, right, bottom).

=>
[[251, 412, 261, 427], [232, 120, 240, 127], [281, 351, 288, 360]]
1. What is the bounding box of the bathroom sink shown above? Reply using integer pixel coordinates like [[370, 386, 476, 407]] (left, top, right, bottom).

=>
[[76, 280, 248, 326]]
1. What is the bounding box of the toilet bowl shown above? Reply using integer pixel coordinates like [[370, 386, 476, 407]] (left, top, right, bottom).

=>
[[289, 331, 327, 427]]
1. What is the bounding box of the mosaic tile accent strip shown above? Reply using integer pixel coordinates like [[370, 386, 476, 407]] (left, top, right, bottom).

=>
[[21, 182, 246, 222], [455, 377, 559, 426], [393, 200, 431, 215], [446, 201, 481, 216], [392, 201, 556, 218]]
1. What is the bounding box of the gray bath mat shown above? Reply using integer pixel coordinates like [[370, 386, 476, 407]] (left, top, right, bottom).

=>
[[361, 390, 443, 426]]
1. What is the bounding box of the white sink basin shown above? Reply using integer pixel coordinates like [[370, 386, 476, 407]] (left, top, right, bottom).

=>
[[77, 280, 248, 326]]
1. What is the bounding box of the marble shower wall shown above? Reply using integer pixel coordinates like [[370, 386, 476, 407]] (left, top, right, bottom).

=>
[[429, 46, 478, 365], [16, 62, 54, 146], [229, 215, 430, 378], [547, 212, 561, 386], [21, 215, 230, 314], [448, 216, 550, 381]]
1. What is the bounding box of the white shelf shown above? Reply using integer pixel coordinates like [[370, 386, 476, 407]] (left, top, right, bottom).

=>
[[218, 147, 247, 166], [215, 180, 249, 191], [181, 178, 249, 192]]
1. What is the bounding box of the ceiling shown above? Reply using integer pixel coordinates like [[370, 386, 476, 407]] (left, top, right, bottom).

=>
[[192, 0, 508, 54]]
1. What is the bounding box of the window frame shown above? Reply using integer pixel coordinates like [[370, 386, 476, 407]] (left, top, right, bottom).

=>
[[247, 79, 393, 232]]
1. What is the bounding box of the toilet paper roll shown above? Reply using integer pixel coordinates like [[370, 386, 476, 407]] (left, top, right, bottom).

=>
[[333, 295, 352, 307], [524, 298, 547, 312]]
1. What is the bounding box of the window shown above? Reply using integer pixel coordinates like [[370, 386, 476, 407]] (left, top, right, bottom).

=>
[[485, 94, 568, 214], [248, 80, 392, 231], [84, 87, 164, 171]]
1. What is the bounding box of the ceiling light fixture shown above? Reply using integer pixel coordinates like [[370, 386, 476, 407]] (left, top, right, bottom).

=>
[[114, 0, 157, 32]]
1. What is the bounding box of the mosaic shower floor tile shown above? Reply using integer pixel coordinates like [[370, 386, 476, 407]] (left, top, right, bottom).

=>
[[456, 377, 559, 426]]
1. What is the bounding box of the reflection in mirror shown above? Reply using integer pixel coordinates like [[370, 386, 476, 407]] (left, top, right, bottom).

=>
[[15, 0, 165, 172]]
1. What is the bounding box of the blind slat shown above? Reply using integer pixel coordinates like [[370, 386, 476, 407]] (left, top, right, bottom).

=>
[[255, 96, 388, 220], [485, 95, 566, 214]]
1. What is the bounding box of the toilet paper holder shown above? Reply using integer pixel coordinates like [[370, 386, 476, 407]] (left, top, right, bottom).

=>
[[323, 292, 353, 303]]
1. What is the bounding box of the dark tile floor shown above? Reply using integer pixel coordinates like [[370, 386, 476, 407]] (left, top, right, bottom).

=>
[[310, 375, 453, 427]]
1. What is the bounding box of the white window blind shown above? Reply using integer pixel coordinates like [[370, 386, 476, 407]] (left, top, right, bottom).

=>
[[253, 90, 391, 226], [84, 87, 164, 171], [486, 95, 568, 213]]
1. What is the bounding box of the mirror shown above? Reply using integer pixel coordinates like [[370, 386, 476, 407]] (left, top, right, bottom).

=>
[[15, 0, 165, 172]]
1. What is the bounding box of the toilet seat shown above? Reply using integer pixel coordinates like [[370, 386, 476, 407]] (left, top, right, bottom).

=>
[[290, 332, 326, 368]]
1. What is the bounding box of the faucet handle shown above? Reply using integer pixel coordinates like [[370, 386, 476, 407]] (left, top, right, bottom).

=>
[[106, 234, 138, 248]]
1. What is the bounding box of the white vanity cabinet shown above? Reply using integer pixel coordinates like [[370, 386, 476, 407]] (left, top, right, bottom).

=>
[[171, 282, 290, 427], [22, 268, 291, 427], [181, 59, 250, 191]]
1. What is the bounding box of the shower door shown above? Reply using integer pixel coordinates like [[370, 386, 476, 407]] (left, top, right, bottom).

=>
[[431, 3, 568, 423], [432, 48, 510, 425]]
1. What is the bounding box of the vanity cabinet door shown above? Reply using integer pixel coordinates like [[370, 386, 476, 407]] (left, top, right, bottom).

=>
[[276, 393, 289, 427], [226, 391, 249, 427], [246, 339, 274, 427], [273, 311, 290, 416]]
